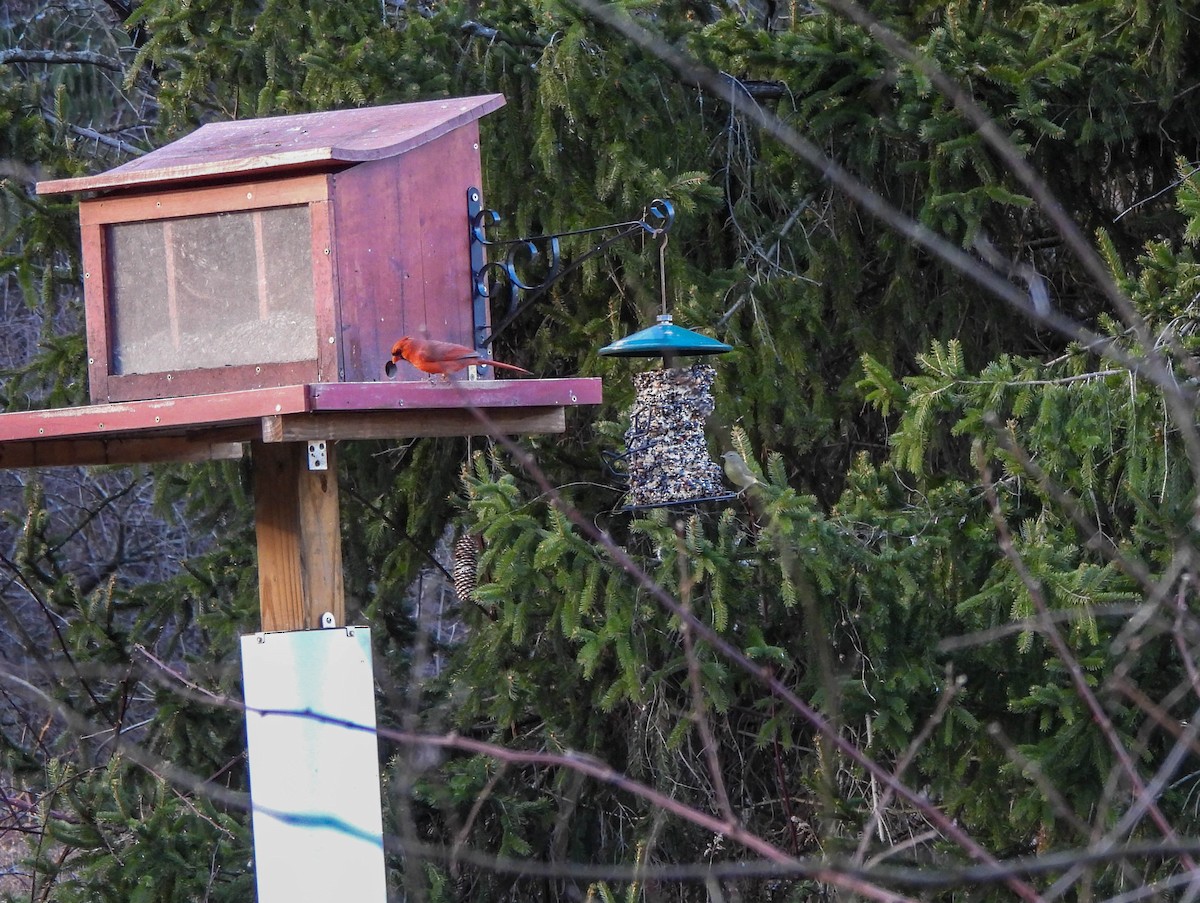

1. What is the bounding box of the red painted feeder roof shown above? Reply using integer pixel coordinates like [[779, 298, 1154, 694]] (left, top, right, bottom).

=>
[[37, 94, 506, 195]]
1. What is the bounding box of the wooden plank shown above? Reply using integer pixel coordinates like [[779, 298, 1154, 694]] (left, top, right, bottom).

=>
[[105, 359, 317, 403], [253, 441, 344, 632], [253, 441, 307, 632], [0, 384, 312, 442], [81, 222, 111, 403], [0, 437, 244, 469], [309, 377, 603, 410], [351, 124, 486, 384], [310, 196, 340, 383], [330, 157, 403, 383], [253, 210, 271, 321], [261, 407, 566, 442], [297, 443, 344, 630], [39, 96, 506, 196], [0, 378, 600, 446], [78, 174, 332, 225], [163, 220, 182, 351], [406, 123, 482, 349]]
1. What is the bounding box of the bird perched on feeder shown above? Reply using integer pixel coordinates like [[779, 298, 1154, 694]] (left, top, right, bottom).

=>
[[386, 336, 531, 380], [721, 450, 761, 493]]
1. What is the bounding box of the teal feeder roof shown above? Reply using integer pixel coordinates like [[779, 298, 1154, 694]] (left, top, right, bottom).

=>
[[599, 315, 732, 358]]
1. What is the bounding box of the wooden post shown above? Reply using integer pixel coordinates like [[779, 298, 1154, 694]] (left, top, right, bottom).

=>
[[253, 440, 345, 631]]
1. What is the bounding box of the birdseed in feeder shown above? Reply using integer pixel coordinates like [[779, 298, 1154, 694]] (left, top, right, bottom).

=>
[[621, 363, 727, 508]]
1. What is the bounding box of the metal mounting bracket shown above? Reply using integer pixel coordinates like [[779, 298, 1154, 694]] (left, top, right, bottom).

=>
[[467, 188, 674, 354], [306, 440, 328, 471]]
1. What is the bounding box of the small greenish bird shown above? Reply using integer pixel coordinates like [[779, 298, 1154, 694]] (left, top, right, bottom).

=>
[[721, 451, 761, 492]]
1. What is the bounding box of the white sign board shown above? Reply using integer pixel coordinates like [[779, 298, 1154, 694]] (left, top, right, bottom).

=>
[[240, 627, 386, 902]]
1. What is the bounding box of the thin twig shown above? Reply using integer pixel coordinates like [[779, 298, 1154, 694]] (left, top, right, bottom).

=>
[[852, 664, 963, 865], [679, 590, 736, 824]]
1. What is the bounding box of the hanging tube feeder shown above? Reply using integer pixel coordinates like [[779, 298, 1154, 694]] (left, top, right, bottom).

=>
[[599, 246, 736, 510]]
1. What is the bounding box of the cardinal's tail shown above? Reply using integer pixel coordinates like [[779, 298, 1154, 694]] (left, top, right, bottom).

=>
[[479, 358, 531, 375]]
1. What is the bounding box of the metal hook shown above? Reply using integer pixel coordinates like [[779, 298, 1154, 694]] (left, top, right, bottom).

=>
[[659, 233, 670, 318]]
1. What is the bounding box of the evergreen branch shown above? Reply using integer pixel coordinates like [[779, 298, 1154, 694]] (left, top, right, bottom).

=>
[[0, 653, 1011, 899], [984, 413, 1154, 589], [722, 77, 789, 101], [852, 665, 964, 866], [294, 481, 498, 621], [937, 603, 1147, 652], [354, 834, 1200, 891], [0, 666, 252, 814], [132, 644, 223, 703], [688, 70, 790, 102], [44, 475, 143, 561], [464, 403, 1045, 903], [565, 0, 1195, 421], [815, 0, 1200, 498], [1109, 679, 1200, 760], [816, 0, 1139, 323], [341, 481, 453, 583], [977, 447, 1196, 881], [0, 789, 78, 826], [767, 684, 802, 855], [1075, 698, 1200, 901], [243, 708, 916, 901], [128, 651, 816, 881], [107, 666, 1200, 899], [449, 763, 508, 873], [22, 649, 1200, 898], [68, 119, 141, 157], [0, 551, 111, 719], [0, 683, 55, 762], [1114, 162, 1200, 223], [720, 184, 819, 293], [401, 729, 799, 870], [461, 20, 547, 47], [957, 369, 1124, 388], [678, 564, 736, 824], [462, 17, 789, 104], [983, 721, 1141, 888], [569, 0, 1200, 528]]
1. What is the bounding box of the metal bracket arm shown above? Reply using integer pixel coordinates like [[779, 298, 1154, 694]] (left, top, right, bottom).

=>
[[467, 188, 674, 353]]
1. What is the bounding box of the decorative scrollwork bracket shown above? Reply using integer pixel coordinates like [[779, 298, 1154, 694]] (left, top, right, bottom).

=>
[[467, 187, 674, 353]]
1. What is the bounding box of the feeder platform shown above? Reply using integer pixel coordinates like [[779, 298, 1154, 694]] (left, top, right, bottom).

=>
[[0, 377, 599, 469]]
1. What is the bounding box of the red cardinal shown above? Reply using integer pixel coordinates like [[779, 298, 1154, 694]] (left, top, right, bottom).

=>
[[387, 336, 531, 380]]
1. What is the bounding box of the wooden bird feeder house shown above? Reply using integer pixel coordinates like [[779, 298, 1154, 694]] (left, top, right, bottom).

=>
[[34, 93, 595, 405], [0, 94, 604, 630]]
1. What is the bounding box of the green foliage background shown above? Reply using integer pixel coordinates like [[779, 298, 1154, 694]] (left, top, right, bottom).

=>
[[4, 0, 1200, 899]]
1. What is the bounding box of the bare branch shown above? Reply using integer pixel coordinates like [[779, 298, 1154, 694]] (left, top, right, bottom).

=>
[[0, 49, 125, 72]]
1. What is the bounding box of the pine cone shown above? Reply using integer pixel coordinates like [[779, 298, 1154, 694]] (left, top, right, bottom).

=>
[[452, 531, 483, 605]]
